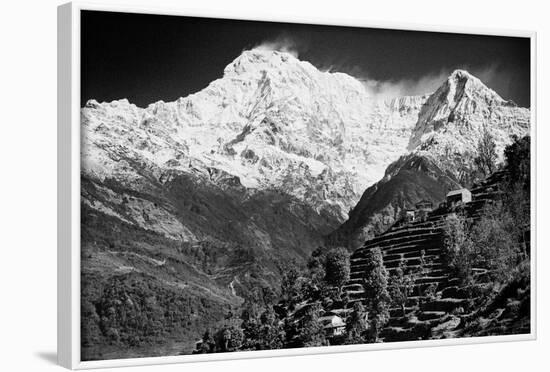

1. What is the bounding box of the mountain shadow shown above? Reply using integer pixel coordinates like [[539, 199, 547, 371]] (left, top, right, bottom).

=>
[[326, 153, 461, 250]]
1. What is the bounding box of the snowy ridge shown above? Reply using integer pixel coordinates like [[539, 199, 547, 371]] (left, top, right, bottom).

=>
[[81, 52, 529, 222], [82, 49, 427, 220], [408, 70, 530, 170]]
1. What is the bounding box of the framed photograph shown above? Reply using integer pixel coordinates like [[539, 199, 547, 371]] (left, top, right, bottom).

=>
[[58, 2, 536, 369]]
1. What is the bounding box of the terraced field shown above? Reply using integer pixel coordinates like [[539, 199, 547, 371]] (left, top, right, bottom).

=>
[[340, 171, 518, 342]]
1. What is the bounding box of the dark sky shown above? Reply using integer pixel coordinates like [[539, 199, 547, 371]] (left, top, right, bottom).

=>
[[81, 10, 531, 108]]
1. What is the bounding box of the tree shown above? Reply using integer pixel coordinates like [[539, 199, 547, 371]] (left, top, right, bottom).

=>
[[443, 213, 478, 285], [324, 247, 351, 297], [240, 288, 285, 351], [214, 324, 244, 352], [388, 259, 416, 317], [241, 305, 285, 350], [345, 301, 368, 344], [504, 135, 530, 191], [279, 261, 304, 314], [444, 135, 530, 288], [503, 135, 531, 258], [197, 329, 216, 353], [361, 247, 391, 342], [304, 247, 327, 302], [471, 202, 523, 283], [307, 247, 326, 276], [474, 126, 498, 178], [417, 250, 432, 304], [295, 303, 326, 347], [444, 203, 524, 286], [257, 306, 286, 350]]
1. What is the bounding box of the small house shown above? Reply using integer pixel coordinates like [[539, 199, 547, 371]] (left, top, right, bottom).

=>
[[318, 315, 346, 337], [414, 199, 433, 221], [446, 188, 472, 206], [415, 199, 433, 211], [405, 209, 416, 222]]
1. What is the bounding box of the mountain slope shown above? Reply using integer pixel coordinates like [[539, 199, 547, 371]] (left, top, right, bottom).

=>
[[81, 49, 431, 358], [327, 70, 530, 250], [82, 50, 427, 221], [80, 50, 529, 358], [80, 166, 341, 359], [409, 70, 530, 178], [326, 153, 461, 250]]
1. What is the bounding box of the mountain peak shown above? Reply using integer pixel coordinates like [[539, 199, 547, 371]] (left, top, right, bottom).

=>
[[446, 68, 509, 97], [449, 69, 474, 80], [223, 49, 308, 77], [407, 68, 529, 162], [444, 69, 501, 101]]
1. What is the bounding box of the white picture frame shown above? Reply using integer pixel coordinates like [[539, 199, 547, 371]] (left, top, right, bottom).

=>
[[57, 1, 537, 369]]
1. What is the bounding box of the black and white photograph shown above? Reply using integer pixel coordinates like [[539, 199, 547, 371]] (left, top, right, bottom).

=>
[[79, 9, 532, 362]]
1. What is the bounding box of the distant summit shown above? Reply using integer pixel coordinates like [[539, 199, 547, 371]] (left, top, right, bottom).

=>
[[223, 49, 311, 76], [327, 67, 529, 250], [408, 69, 529, 157]]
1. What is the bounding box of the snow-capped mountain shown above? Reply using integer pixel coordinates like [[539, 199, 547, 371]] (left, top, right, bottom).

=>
[[80, 49, 531, 357], [408, 70, 530, 173], [327, 70, 530, 250], [82, 49, 427, 222], [82, 49, 530, 253]]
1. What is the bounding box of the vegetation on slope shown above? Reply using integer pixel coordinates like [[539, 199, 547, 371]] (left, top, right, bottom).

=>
[[442, 135, 531, 338], [80, 129, 531, 358], [80, 169, 340, 360], [198, 135, 531, 351]]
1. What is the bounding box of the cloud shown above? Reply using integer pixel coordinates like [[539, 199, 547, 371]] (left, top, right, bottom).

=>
[[251, 34, 305, 58], [316, 62, 452, 99], [470, 64, 514, 101], [248, 35, 513, 101], [349, 64, 507, 100], [472, 64, 500, 86], [359, 70, 450, 99]]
